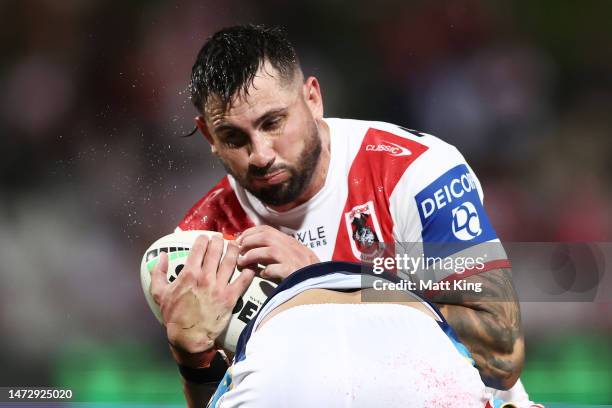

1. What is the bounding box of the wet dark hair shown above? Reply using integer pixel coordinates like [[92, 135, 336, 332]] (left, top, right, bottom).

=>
[[189, 24, 300, 114]]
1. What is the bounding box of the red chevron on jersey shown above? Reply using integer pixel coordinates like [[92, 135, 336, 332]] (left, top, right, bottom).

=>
[[332, 128, 428, 262], [179, 176, 254, 237]]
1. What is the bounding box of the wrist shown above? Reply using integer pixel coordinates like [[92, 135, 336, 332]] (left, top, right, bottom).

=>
[[177, 351, 229, 386], [169, 342, 217, 368]]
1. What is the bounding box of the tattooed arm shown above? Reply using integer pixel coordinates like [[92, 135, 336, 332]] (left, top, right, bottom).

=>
[[429, 268, 524, 390]]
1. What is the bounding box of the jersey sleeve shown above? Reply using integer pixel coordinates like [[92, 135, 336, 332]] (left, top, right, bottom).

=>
[[177, 176, 255, 237], [389, 133, 510, 283]]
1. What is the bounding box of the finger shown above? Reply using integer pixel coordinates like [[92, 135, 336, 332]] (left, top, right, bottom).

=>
[[200, 235, 224, 284], [237, 246, 276, 267], [238, 263, 265, 276], [237, 230, 275, 254], [239, 266, 258, 277], [217, 242, 239, 285], [260, 263, 291, 280], [150, 252, 169, 304], [227, 268, 256, 301], [235, 225, 274, 246], [185, 235, 210, 270]]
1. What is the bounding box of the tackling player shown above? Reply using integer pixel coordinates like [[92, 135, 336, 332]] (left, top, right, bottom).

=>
[[151, 24, 535, 407], [151, 236, 496, 407]]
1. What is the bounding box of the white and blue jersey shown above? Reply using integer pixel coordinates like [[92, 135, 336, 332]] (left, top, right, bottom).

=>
[[207, 262, 487, 408]]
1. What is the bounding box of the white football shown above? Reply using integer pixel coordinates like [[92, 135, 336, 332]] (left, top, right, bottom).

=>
[[140, 230, 277, 352]]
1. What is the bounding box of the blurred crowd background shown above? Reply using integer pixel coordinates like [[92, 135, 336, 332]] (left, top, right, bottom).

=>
[[1, 0, 611, 405]]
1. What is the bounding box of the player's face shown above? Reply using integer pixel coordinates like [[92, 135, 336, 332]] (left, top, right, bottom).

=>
[[197, 62, 325, 208]]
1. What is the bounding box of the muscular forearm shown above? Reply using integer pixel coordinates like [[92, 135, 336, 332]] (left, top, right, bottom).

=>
[[431, 268, 524, 389], [437, 301, 524, 389]]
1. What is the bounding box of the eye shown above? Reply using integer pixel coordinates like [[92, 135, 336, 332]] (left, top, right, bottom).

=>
[[261, 116, 283, 131], [220, 131, 248, 148]]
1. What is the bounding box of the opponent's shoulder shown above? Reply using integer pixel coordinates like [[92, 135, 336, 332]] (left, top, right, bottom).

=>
[[178, 176, 254, 235]]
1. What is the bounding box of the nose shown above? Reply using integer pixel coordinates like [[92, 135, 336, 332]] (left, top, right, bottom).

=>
[[248, 133, 275, 168]]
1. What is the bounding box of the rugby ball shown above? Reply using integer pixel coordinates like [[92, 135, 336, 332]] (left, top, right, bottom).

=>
[[140, 230, 277, 352]]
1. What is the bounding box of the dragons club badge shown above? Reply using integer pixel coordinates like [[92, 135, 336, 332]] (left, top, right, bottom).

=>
[[344, 201, 385, 260]]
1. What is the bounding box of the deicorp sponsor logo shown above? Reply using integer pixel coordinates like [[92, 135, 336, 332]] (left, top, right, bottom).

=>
[[451, 202, 482, 240], [365, 141, 412, 157], [415, 164, 497, 256], [419, 171, 478, 220]]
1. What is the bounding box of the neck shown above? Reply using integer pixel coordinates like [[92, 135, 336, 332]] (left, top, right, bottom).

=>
[[268, 118, 331, 212]]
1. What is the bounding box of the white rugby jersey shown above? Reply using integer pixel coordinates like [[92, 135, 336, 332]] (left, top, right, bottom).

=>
[[178, 117, 509, 282], [207, 263, 487, 408]]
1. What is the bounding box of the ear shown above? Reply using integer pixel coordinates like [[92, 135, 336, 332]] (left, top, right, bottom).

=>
[[303, 77, 323, 119], [195, 115, 218, 155]]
